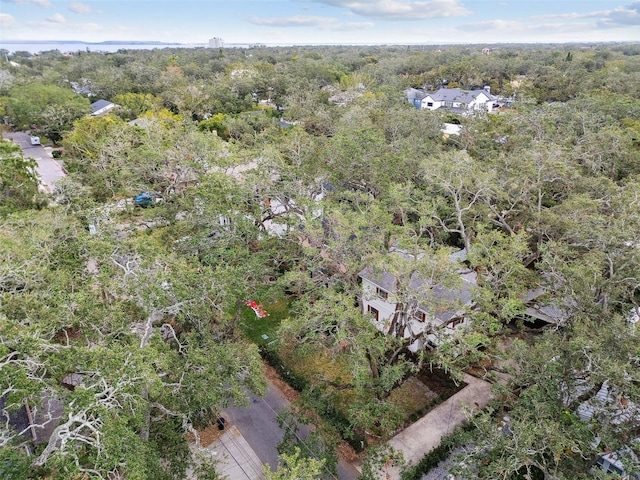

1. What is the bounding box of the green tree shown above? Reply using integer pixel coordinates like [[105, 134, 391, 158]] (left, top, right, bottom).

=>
[[457, 317, 640, 480], [263, 447, 326, 480], [7, 83, 90, 141], [0, 208, 266, 479], [112, 92, 160, 120], [0, 139, 39, 215]]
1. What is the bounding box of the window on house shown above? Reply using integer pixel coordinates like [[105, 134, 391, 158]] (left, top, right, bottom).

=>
[[376, 287, 388, 300], [413, 310, 426, 322], [448, 318, 464, 329], [444, 101, 454, 107], [368, 305, 379, 321], [427, 102, 433, 107]]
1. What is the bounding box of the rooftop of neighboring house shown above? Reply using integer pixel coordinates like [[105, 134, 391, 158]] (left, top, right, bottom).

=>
[[520, 285, 573, 325], [424, 86, 494, 103], [404, 87, 427, 100], [90, 99, 115, 113], [0, 392, 64, 446], [576, 380, 640, 425]]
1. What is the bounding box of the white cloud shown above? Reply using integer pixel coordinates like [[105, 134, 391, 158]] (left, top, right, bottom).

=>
[[27, 19, 101, 32], [328, 21, 374, 30], [600, 1, 640, 26], [533, 2, 640, 27], [314, 0, 470, 20], [457, 1, 640, 40], [46, 13, 66, 23], [458, 18, 604, 37], [68, 2, 92, 14], [3, 0, 51, 7], [249, 15, 336, 27], [458, 19, 524, 33], [249, 15, 374, 31], [0, 13, 17, 28]]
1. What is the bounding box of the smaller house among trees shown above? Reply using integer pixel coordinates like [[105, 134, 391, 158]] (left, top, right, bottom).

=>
[[90, 99, 117, 116]]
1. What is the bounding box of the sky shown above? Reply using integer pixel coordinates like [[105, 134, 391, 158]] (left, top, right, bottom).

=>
[[0, 0, 639, 45]]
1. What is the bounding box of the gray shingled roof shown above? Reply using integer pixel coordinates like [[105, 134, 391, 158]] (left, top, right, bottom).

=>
[[424, 87, 494, 103], [404, 87, 427, 100], [358, 250, 476, 322], [0, 395, 32, 440], [90, 99, 114, 113], [577, 381, 640, 425]]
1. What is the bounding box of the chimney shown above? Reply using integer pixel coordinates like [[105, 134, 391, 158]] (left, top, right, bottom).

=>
[[483, 85, 491, 94]]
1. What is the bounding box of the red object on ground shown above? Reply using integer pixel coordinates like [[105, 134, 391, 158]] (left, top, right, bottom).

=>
[[245, 299, 269, 318]]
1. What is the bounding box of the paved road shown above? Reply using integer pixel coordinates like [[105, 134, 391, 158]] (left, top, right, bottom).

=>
[[224, 380, 361, 480], [4, 132, 66, 192]]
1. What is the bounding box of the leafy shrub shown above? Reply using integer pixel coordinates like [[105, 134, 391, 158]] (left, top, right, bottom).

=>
[[259, 346, 309, 391]]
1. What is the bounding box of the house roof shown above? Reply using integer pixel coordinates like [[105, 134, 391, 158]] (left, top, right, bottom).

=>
[[576, 381, 640, 425], [424, 87, 494, 103], [90, 99, 114, 113], [404, 88, 427, 100], [521, 285, 572, 324], [0, 393, 63, 445], [128, 117, 151, 128], [0, 395, 32, 440]]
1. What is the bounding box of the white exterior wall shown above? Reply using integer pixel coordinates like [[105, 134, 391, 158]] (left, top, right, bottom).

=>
[[361, 278, 468, 351], [361, 279, 397, 334], [469, 92, 493, 112], [420, 92, 493, 112], [420, 95, 439, 111], [91, 104, 115, 116]]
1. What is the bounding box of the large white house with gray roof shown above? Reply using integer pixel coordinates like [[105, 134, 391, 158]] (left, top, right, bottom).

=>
[[405, 86, 495, 114]]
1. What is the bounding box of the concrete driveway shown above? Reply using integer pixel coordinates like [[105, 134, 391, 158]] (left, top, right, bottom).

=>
[[383, 373, 494, 480], [4, 132, 66, 193]]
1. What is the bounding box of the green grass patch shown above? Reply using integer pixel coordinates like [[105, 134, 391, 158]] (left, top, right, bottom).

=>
[[239, 298, 289, 345], [388, 376, 438, 419], [278, 343, 351, 384]]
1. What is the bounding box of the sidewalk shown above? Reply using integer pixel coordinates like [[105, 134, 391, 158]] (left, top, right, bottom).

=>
[[191, 425, 264, 480], [384, 373, 494, 479], [211, 425, 264, 479]]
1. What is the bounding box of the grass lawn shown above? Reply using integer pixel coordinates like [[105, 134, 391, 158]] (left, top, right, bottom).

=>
[[239, 297, 289, 345], [388, 376, 438, 419]]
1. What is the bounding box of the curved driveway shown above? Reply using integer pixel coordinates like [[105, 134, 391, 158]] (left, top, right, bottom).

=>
[[4, 132, 66, 193]]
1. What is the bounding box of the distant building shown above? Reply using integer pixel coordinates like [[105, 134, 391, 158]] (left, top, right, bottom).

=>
[[404, 86, 495, 114], [208, 37, 224, 48], [90, 99, 117, 116]]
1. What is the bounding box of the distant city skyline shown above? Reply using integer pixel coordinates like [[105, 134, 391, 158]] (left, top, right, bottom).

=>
[[1, 1, 639, 45]]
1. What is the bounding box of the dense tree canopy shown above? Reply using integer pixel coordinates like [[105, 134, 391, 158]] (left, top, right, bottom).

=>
[[1, 42, 640, 479]]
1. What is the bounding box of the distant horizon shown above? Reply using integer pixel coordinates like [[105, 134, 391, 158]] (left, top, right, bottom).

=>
[[3, 38, 639, 46], [1, 1, 639, 46]]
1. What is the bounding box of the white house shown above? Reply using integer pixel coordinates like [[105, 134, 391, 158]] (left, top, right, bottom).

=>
[[359, 249, 476, 352], [405, 87, 494, 113], [90, 99, 117, 116]]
